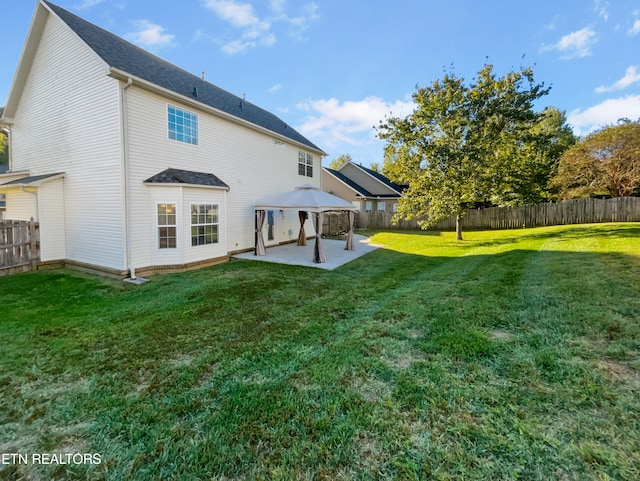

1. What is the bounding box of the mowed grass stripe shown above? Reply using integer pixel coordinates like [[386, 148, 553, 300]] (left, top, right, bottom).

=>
[[0, 223, 638, 480]]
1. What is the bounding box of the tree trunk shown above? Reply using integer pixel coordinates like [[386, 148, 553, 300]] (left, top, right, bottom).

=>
[[455, 214, 463, 241]]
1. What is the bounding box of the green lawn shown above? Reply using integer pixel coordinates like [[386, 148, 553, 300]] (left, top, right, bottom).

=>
[[1, 223, 639, 480]]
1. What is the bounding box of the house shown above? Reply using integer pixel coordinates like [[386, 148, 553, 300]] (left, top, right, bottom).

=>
[[322, 161, 405, 214], [0, 0, 326, 277]]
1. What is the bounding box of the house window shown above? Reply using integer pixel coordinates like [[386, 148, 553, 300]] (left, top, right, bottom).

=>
[[365, 201, 372, 212], [168, 105, 198, 145], [298, 151, 313, 177], [158, 203, 177, 249], [377, 202, 386, 212], [191, 204, 219, 246]]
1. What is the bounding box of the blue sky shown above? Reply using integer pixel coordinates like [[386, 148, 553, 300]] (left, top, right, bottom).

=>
[[2, 0, 640, 166]]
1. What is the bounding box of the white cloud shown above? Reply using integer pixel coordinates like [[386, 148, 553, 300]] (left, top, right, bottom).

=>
[[74, 0, 105, 9], [594, 0, 609, 21], [277, 3, 320, 40], [295, 96, 414, 149], [595, 65, 640, 93], [541, 27, 597, 59], [201, 0, 319, 54], [629, 19, 640, 36], [125, 20, 175, 49], [268, 83, 283, 93], [567, 94, 640, 135], [203, 0, 261, 27]]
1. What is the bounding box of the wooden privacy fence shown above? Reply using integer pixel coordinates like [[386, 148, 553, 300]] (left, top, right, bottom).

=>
[[354, 197, 640, 231], [0, 219, 40, 276]]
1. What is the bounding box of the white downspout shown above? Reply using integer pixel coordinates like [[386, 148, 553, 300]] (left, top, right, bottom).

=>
[[121, 77, 135, 279]]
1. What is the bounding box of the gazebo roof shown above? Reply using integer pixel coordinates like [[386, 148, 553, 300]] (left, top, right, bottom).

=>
[[255, 184, 356, 213]]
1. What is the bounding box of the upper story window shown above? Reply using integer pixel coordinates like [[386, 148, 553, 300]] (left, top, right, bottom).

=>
[[168, 105, 198, 145], [298, 151, 313, 177]]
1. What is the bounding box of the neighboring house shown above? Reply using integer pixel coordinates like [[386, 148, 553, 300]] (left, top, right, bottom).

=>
[[322, 161, 405, 214], [0, 1, 326, 277]]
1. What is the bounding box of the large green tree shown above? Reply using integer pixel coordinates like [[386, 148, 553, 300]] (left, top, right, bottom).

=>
[[327, 153, 352, 170], [0, 131, 7, 167], [495, 106, 576, 205], [552, 120, 640, 199], [378, 63, 568, 239]]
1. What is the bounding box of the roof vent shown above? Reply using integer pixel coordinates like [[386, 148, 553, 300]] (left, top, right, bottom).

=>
[[192, 87, 198, 97]]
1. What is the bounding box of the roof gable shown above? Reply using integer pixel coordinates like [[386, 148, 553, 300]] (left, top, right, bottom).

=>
[[340, 162, 405, 195], [323, 167, 373, 197], [31, 1, 322, 153]]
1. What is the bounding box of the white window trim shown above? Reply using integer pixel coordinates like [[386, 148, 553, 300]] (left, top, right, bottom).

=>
[[167, 104, 199, 146], [298, 151, 314, 177], [190, 203, 220, 247], [157, 202, 178, 249]]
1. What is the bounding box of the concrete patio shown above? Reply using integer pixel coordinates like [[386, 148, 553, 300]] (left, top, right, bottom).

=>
[[232, 234, 380, 270]]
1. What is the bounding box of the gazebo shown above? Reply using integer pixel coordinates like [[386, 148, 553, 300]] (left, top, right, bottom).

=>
[[254, 184, 357, 263]]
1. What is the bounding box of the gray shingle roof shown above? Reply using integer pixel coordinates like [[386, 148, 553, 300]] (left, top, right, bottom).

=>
[[0, 172, 64, 186], [42, 1, 323, 153], [324, 165, 404, 198], [144, 168, 229, 189], [353, 163, 406, 195]]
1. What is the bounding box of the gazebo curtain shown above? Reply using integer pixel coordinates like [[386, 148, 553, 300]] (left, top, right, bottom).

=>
[[297, 211, 308, 246], [345, 210, 355, 251], [255, 210, 266, 256], [313, 212, 325, 263]]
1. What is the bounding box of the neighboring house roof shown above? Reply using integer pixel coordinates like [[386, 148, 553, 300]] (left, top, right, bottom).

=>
[[144, 168, 229, 190], [343, 162, 405, 195], [324, 162, 406, 199], [29, 1, 323, 154], [324, 167, 375, 198], [0, 172, 64, 187]]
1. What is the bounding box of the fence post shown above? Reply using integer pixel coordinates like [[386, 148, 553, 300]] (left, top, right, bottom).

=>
[[29, 217, 37, 271]]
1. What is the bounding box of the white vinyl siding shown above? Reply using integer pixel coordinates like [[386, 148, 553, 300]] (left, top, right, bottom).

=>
[[10, 12, 123, 269], [126, 87, 318, 267], [4, 189, 37, 221], [38, 178, 66, 262]]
